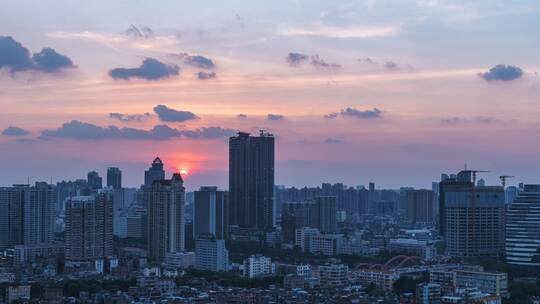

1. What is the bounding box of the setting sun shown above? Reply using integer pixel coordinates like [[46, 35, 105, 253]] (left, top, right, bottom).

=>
[[179, 169, 189, 176]]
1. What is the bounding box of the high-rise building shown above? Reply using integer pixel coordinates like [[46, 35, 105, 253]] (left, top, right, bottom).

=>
[[0, 183, 55, 251], [56, 179, 89, 214], [316, 196, 337, 233], [87, 171, 103, 190], [147, 173, 185, 262], [195, 233, 229, 272], [193, 186, 228, 240], [23, 182, 56, 246], [439, 171, 505, 258], [229, 131, 274, 231], [107, 167, 122, 189], [406, 189, 435, 225], [505, 186, 519, 205], [65, 193, 113, 261], [144, 157, 165, 187], [506, 184, 540, 267], [368, 182, 375, 214], [439, 172, 473, 236]]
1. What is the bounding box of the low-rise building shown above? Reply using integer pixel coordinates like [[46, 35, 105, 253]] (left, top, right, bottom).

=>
[[295, 227, 319, 251], [354, 269, 400, 291], [319, 261, 349, 289], [455, 270, 508, 299], [243, 254, 275, 278], [13, 243, 64, 265], [309, 234, 342, 256], [388, 238, 436, 261], [416, 283, 441, 304], [165, 251, 196, 269], [195, 233, 229, 272], [7, 285, 31, 303]]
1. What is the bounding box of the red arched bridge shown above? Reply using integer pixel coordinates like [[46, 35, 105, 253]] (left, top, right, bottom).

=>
[[355, 255, 425, 271]]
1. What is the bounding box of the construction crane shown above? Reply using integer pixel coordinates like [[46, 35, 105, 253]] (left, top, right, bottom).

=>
[[461, 170, 490, 184], [499, 175, 515, 188]]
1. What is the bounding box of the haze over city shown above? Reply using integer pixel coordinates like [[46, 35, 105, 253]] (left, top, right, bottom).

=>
[[1, 1, 539, 190]]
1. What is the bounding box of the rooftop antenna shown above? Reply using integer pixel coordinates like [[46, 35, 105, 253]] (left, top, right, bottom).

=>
[[461, 170, 490, 184]]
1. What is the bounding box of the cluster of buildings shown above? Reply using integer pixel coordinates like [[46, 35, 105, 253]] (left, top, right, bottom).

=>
[[0, 130, 539, 303]]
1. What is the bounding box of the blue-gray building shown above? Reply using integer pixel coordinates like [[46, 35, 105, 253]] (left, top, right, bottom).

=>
[[195, 233, 229, 272], [194, 187, 228, 240], [506, 184, 540, 267]]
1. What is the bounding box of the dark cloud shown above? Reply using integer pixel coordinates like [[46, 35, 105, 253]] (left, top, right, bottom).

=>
[[358, 57, 376, 64], [197, 71, 216, 80], [286, 52, 309, 67], [310, 55, 341, 69], [286, 52, 340, 69], [384, 61, 398, 69], [124, 24, 155, 39], [2, 126, 30, 136], [0, 36, 75, 74], [340, 107, 382, 119], [0, 36, 33, 73], [40, 120, 234, 140], [479, 64, 523, 81], [267, 114, 285, 121], [153, 104, 198, 122], [109, 58, 179, 80], [324, 112, 338, 119], [174, 53, 216, 69], [237, 114, 248, 119], [109, 112, 151, 122], [32, 48, 75, 72], [324, 138, 344, 144], [441, 116, 500, 124]]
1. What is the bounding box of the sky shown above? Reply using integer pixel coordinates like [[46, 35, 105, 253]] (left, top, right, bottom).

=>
[[1, 0, 539, 190]]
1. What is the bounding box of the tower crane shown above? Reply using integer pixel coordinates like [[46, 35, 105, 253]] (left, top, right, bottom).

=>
[[499, 175, 515, 188]]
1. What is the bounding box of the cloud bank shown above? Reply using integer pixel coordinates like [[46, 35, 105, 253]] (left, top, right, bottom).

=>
[[41, 120, 235, 140]]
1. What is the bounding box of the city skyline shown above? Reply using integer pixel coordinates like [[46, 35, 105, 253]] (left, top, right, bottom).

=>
[[1, 1, 540, 189]]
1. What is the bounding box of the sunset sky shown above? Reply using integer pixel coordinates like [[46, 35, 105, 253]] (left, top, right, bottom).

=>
[[1, 0, 539, 190]]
